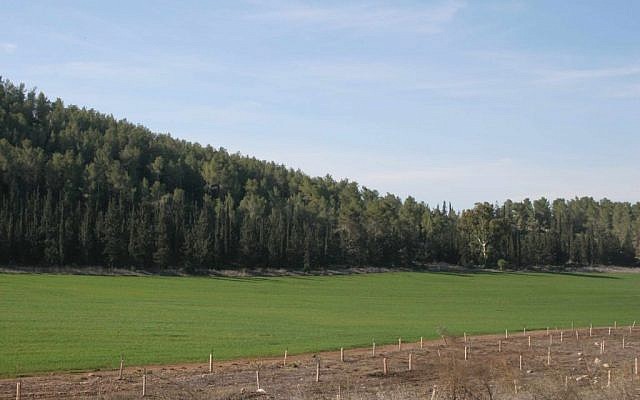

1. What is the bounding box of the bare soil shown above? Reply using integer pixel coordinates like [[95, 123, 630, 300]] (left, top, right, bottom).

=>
[[2, 327, 639, 399]]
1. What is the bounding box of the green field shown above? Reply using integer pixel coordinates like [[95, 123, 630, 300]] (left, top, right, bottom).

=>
[[1, 271, 639, 377]]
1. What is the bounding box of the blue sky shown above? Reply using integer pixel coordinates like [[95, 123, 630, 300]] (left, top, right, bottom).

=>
[[1, 1, 639, 208]]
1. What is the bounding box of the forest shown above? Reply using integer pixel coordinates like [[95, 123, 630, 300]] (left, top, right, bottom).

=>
[[0, 78, 638, 271]]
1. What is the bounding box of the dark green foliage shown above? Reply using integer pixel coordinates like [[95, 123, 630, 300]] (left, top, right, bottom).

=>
[[0, 78, 638, 269]]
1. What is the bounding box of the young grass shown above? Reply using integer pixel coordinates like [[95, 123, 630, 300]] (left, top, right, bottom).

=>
[[0, 271, 638, 377]]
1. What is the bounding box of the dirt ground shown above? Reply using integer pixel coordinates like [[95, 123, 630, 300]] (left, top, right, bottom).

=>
[[1, 327, 639, 399]]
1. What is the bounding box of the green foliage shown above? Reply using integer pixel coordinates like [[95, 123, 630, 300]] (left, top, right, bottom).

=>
[[0, 78, 639, 269], [1, 272, 639, 376]]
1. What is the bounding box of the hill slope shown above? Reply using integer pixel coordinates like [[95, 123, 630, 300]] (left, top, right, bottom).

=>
[[0, 78, 638, 270]]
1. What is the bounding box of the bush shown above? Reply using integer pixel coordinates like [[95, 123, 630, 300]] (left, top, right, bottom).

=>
[[497, 259, 508, 271]]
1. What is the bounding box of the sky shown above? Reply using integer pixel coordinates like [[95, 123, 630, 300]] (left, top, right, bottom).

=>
[[1, 1, 639, 208]]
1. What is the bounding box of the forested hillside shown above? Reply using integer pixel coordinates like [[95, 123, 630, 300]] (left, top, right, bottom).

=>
[[0, 79, 638, 270]]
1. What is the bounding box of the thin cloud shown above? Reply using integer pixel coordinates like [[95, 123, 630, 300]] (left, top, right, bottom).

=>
[[360, 158, 640, 207], [247, 1, 466, 33], [606, 84, 640, 98], [248, 59, 496, 99], [536, 66, 640, 84], [0, 43, 17, 54]]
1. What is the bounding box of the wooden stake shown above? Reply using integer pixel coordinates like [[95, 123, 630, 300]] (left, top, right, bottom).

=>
[[514, 379, 518, 394], [420, 336, 423, 349], [209, 352, 213, 373], [523, 327, 526, 336], [340, 347, 344, 362], [372, 341, 376, 357], [528, 335, 531, 348], [634, 357, 638, 376], [560, 331, 563, 343], [256, 369, 261, 390], [398, 337, 402, 350], [576, 330, 579, 342], [607, 370, 611, 388], [119, 354, 124, 379], [464, 332, 467, 342], [383, 357, 388, 375], [437, 348, 441, 358], [614, 321, 617, 329], [549, 334, 553, 346], [430, 386, 436, 400], [15, 381, 20, 400], [608, 327, 611, 336], [337, 384, 341, 400], [519, 353, 522, 371], [590, 323, 593, 337], [546, 327, 549, 335], [547, 347, 551, 366], [565, 376, 568, 389], [498, 340, 502, 353], [408, 353, 413, 371], [142, 368, 147, 397], [622, 337, 625, 349], [464, 346, 468, 361], [283, 349, 287, 366], [505, 329, 508, 339], [315, 359, 320, 382]]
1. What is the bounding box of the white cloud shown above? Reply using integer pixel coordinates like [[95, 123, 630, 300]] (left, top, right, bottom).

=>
[[247, 1, 466, 33], [0, 43, 17, 54]]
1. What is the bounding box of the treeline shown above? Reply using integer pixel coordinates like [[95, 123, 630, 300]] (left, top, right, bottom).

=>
[[0, 79, 638, 270]]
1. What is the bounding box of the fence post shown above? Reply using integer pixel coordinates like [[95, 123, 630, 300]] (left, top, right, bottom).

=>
[[142, 368, 147, 397], [119, 354, 124, 379], [547, 348, 551, 366], [519, 353, 522, 371]]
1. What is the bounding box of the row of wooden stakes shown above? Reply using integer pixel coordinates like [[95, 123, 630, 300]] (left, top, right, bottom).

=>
[[11, 323, 639, 399]]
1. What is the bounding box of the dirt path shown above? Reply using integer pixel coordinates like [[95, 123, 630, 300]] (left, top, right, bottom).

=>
[[1, 327, 639, 399]]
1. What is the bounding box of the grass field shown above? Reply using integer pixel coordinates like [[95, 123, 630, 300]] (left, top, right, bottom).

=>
[[1, 271, 639, 377]]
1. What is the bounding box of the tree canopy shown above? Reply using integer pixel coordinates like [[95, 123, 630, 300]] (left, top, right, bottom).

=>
[[0, 79, 638, 270]]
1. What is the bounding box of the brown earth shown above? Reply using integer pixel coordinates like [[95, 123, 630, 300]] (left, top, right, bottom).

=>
[[1, 327, 639, 399]]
